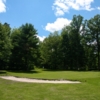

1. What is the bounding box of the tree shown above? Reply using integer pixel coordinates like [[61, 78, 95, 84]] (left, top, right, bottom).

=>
[[87, 14, 100, 70], [68, 15, 86, 70], [60, 26, 70, 70], [9, 28, 22, 70], [40, 15, 86, 70], [40, 32, 61, 70], [0, 23, 12, 70], [10, 23, 39, 71]]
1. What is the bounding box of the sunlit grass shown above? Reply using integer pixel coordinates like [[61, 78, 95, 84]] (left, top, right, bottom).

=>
[[5, 69, 100, 81], [0, 69, 100, 100]]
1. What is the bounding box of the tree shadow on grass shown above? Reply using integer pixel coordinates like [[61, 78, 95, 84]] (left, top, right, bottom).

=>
[[7, 70, 40, 74], [42, 69, 94, 72], [42, 69, 67, 72], [0, 70, 7, 75]]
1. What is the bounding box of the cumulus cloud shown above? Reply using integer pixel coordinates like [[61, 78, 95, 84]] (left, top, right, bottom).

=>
[[37, 35, 46, 42], [97, 7, 100, 10], [45, 18, 71, 32], [53, 0, 94, 16], [0, 0, 6, 13]]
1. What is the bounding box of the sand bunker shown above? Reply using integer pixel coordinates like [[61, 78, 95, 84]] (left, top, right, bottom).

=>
[[0, 76, 81, 84]]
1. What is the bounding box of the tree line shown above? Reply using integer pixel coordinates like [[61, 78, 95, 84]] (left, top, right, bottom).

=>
[[0, 14, 100, 71]]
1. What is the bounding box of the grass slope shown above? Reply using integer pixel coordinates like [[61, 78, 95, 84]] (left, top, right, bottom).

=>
[[0, 69, 100, 100]]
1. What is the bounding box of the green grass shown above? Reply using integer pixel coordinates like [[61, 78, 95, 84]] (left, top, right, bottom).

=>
[[0, 69, 100, 100]]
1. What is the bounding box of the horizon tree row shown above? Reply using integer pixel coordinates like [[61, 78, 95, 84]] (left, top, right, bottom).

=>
[[40, 14, 100, 71], [0, 23, 39, 70], [0, 14, 100, 71]]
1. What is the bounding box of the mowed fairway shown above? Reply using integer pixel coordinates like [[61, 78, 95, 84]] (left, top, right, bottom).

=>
[[0, 70, 100, 100]]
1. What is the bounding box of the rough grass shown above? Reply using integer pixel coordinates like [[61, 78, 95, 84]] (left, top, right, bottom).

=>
[[0, 69, 100, 100]]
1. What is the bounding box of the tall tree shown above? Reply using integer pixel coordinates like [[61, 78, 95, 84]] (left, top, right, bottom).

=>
[[69, 15, 86, 70], [10, 23, 39, 71], [0, 23, 12, 70], [60, 26, 70, 70], [9, 29, 22, 70], [87, 14, 100, 70], [40, 32, 61, 70]]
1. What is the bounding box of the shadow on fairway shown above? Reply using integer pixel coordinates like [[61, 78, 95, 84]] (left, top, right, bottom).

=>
[[0, 70, 7, 74], [42, 69, 67, 72], [7, 70, 40, 74], [43, 69, 100, 72]]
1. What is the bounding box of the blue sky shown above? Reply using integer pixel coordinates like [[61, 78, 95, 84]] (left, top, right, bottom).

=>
[[0, 0, 100, 41]]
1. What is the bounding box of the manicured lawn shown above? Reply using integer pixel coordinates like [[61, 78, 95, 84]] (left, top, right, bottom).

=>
[[0, 69, 100, 100]]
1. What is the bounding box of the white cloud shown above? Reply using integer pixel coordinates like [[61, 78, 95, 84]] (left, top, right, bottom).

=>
[[53, 0, 94, 16], [0, 0, 6, 13], [37, 35, 46, 42], [45, 18, 71, 32], [97, 7, 100, 10]]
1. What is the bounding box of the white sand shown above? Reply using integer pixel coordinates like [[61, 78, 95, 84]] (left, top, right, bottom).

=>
[[0, 76, 81, 84]]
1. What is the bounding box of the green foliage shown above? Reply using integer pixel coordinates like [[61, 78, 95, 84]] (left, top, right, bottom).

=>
[[68, 15, 86, 70], [40, 32, 61, 70], [60, 28, 70, 70], [1, 14, 100, 71], [0, 23, 12, 69], [87, 14, 100, 70], [9, 23, 39, 71], [40, 15, 86, 70]]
